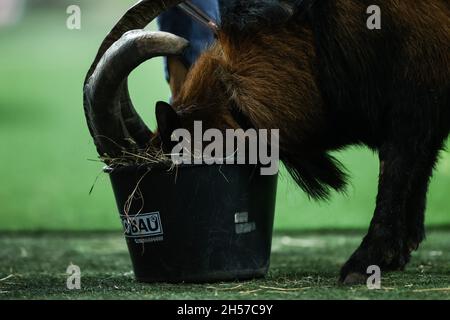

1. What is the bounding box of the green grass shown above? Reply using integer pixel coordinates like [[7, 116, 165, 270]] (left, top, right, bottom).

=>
[[0, 230, 449, 300], [0, 2, 449, 232]]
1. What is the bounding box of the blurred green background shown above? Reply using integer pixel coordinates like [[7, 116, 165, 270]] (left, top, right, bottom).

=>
[[0, 0, 449, 231]]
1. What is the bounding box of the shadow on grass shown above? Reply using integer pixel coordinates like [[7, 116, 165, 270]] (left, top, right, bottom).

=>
[[1, 225, 449, 238]]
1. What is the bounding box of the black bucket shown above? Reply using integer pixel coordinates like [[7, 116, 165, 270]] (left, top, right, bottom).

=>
[[107, 163, 278, 283]]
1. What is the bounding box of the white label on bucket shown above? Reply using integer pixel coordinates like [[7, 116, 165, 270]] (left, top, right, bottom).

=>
[[235, 222, 256, 234], [120, 212, 164, 240], [235, 212, 249, 223], [234, 212, 256, 234]]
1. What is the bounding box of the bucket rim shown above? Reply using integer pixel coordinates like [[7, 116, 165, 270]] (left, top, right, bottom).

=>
[[103, 162, 264, 174]]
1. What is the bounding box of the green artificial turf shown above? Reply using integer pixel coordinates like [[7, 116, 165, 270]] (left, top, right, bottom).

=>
[[0, 2, 449, 232], [0, 230, 449, 300]]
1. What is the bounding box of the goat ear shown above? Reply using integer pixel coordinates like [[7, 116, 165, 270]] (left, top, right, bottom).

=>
[[155, 101, 181, 152]]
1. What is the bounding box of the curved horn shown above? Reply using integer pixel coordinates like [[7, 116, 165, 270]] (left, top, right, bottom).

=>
[[84, 31, 189, 158], [83, 0, 187, 158], [84, 0, 186, 82]]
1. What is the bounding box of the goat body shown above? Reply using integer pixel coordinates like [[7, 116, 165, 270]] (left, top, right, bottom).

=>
[[168, 0, 450, 282]]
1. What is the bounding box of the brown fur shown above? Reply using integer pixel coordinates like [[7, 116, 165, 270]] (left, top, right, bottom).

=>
[[174, 21, 325, 151], [172, 0, 449, 155]]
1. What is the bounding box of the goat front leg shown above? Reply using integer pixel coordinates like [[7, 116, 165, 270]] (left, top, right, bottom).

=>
[[403, 147, 439, 253], [340, 143, 418, 284]]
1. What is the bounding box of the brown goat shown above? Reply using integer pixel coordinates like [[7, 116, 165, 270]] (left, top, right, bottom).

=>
[[84, 0, 450, 283]]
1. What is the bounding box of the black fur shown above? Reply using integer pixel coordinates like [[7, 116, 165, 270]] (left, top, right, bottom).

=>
[[219, 0, 310, 32], [282, 151, 348, 200], [217, 0, 450, 282]]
